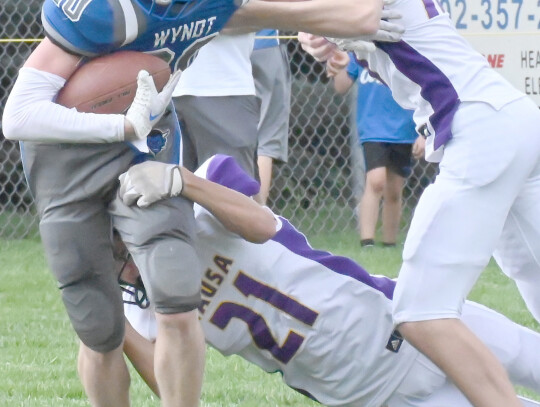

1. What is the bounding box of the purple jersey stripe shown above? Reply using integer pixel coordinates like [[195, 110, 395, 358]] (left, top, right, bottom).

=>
[[272, 218, 396, 300], [422, 0, 440, 18], [376, 40, 460, 149], [206, 154, 260, 197]]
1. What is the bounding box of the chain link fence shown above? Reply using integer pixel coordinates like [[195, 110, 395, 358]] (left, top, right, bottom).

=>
[[0, 2, 437, 239]]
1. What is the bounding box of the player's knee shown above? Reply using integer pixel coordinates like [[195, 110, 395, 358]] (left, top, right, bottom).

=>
[[141, 239, 202, 314], [126, 199, 196, 248], [40, 220, 113, 287], [62, 274, 125, 353]]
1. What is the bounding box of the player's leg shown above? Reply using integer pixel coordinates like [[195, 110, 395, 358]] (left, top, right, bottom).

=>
[[393, 100, 540, 407], [43, 206, 131, 407], [21, 142, 135, 406], [493, 157, 540, 322], [154, 310, 205, 407], [78, 342, 131, 407], [397, 301, 540, 406], [461, 301, 540, 393], [111, 192, 203, 407]]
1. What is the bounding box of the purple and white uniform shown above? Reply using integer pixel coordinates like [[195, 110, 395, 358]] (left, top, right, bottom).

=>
[[351, 0, 540, 325], [125, 156, 540, 407], [356, 0, 525, 161]]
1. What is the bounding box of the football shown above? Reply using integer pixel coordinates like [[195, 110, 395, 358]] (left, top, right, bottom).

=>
[[56, 51, 171, 114]]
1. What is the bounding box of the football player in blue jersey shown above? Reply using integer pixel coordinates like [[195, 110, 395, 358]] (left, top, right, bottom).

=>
[[2, 0, 404, 406]]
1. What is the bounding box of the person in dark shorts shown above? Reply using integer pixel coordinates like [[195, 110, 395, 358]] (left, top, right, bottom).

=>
[[329, 50, 423, 247]]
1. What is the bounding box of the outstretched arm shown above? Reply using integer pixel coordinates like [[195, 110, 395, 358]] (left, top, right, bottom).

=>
[[181, 167, 278, 243], [118, 161, 278, 243], [225, 0, 382, 38]]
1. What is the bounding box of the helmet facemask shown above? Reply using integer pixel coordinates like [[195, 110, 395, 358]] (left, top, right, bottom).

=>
[[113, 231, 150, 309]]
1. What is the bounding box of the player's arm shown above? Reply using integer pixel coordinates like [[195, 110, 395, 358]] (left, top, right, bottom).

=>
[[2, 38, 174, 144], [119, 161, 278, 243], [123, 319, 160, 397], [2, 39, 127, 143], [225, 0, 382, 38], [181, 168, 278, 243]]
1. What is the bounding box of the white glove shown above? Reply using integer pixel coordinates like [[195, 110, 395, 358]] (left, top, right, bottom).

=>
[[326, 9, 405, 53], [125, 69, 181, 141], [325, 37, 376, 53], [118, 161, 184, 208]]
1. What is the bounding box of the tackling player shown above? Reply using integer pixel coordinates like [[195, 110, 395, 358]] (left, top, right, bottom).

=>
[[118, 155, 540, 407], [1, 0, 403, 406], [297, 1, 540, 405]]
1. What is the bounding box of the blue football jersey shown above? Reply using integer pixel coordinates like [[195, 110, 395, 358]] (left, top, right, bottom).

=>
[[42, 0, 243, 71]]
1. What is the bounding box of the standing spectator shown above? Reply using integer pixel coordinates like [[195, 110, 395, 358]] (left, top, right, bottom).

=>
[[328, 50, 423, 247], [251, 29, 292, 204], [173, 33, 260, 178]]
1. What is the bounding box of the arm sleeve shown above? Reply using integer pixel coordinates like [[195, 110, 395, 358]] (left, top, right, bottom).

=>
[[2, 67, 125, 143]]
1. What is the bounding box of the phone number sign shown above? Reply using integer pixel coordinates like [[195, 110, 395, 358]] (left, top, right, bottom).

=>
[[442, 0, 540, 105]]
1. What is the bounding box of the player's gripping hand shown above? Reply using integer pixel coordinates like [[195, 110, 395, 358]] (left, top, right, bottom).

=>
[[125, 70, 181, 141], [118, 161, 184, 208]]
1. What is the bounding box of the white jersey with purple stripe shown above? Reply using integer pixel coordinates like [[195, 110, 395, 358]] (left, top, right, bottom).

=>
[[125, 155, 419, 407], [42, 0, 245, 72], [355, 0, 525, 161]]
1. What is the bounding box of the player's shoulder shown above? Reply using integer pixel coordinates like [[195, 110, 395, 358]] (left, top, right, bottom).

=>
[[42, 0, 131, 56]]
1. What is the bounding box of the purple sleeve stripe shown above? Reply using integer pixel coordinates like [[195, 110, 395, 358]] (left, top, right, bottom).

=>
[[422, 0, 440, 18], [375, 40, 460, 149], [272, 218, 396, 300], [206, 154, 261, 197]]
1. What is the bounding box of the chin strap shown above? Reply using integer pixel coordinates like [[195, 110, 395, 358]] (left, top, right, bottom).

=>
[[117, 254, 151, 309]]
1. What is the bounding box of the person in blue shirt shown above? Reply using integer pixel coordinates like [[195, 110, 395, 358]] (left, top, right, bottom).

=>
[[329, 50, 424, 248]]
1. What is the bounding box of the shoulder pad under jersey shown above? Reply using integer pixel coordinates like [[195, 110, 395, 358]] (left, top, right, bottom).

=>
[[42, 0, 137, 57]]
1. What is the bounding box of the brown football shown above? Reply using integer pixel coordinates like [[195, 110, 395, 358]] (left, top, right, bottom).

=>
[[56, 51, 171, 114]]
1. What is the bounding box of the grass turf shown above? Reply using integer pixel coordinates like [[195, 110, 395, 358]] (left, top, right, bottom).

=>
[[0, 235, 538, 405]]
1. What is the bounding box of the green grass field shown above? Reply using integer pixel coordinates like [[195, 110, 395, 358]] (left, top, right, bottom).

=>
[[1, 235, 539, 406]]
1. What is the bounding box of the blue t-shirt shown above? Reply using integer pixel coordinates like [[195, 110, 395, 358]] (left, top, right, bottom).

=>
[[347, 54, 416, 145], [254, 29, 279, 50]]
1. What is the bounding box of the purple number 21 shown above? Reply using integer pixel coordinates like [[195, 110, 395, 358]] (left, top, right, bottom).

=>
[[210, 272, 319, 364]]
